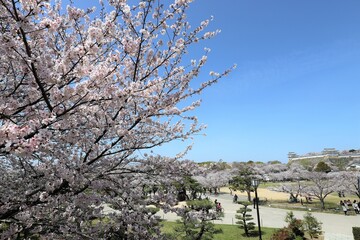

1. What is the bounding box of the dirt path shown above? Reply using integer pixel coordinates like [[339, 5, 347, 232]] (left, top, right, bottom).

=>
[[222, 186, 290, 201]]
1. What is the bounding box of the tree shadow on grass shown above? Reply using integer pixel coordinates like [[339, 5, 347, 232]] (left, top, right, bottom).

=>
[[241, 230, 262, 238]]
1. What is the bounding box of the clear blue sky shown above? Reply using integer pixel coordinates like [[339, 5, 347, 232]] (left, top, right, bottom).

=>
[[71, 0, 360, 163], [154, 0, 360, 163]]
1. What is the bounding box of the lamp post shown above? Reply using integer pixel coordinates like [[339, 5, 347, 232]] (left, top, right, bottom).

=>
[[251, 179, 262, 240]]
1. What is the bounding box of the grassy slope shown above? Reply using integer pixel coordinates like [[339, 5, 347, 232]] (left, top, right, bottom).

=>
[[290, 156, 353, 171]]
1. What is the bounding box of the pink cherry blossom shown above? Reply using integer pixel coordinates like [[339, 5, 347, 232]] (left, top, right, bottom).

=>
[[0, 0, 233, 238]]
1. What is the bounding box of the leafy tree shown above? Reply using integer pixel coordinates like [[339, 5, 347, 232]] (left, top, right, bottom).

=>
[[314, 161, 331, 173], [173, 199, 222, 240], [268, 160, 282, 164], [303, 212, 322, 239], [230, 165, 255, 201], [235, 201, 255, 237], [174, 176, 204, 201], [0, 0, 232, 238]]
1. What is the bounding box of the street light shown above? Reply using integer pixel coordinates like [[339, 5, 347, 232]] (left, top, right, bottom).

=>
[[251, 179, 262, 240]]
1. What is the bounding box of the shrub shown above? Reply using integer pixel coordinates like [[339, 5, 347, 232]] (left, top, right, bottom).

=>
[[288, 219, 305, 239], [353, 227, 360, 240], [285, 211, 305, 239], [186, 199, 214, 211], [303, 212, 322, 239], [271, 212, 305, 240], [270, 228, 294, 240]]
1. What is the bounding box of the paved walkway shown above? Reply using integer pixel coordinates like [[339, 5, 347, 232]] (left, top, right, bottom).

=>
[[157, 193, 357, 240]]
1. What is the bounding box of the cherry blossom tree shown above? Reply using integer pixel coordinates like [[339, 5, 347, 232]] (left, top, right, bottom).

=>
[[270, 163, 310, 202], [335, 171, 360, 198], [198, 160, 231, 171], [303, 172, 339, 209], [194, 169, 232, 194], [0, 0, 232, 238], [346, 172, 360, 198], [253, 162, 288, 181]]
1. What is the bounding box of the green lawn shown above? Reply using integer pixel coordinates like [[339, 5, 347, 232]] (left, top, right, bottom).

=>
[[259, 181, 283, 188], [161, 221, 277, 240]]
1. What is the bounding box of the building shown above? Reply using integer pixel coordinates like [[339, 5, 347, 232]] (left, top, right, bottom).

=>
[[288, 148, 360, 171], [321, 148, 339, 156]]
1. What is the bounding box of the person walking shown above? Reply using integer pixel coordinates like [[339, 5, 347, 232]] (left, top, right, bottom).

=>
[[340, 200, 348, 215], [216, 202, 222, 212], [353, 200, 360, 214], [253, 197, 257, 209], [233, 194, 238, 203]]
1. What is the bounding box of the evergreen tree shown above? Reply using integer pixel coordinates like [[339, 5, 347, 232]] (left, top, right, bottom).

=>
[[271, 211, 305, 240], [230, 165, 255, 201], [285, 211, 305, 239], [314, 161, 332, 173], [303, 212, 322, 239], [235, 201, 256, 237], [173, 199, 222, 240]]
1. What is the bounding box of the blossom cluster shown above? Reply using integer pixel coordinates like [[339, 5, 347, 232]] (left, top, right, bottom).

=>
[[0, 0, 232, 238]]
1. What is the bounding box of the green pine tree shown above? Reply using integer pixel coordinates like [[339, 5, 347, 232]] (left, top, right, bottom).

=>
[[230, 166, 255, 201], [303, 212, 322, 239], [235, 201, 256, 237], [314, 161, 332, 173]]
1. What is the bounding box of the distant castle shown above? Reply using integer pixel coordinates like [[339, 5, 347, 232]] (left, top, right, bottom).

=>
[[288, 148, 360, 170], [288, 148, 360, 161]]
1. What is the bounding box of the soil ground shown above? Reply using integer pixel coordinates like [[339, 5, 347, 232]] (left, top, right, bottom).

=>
[[223, 187, 289, 201]]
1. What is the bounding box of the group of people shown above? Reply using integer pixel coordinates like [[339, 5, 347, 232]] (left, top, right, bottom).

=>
[[340, 199, 360, 215]]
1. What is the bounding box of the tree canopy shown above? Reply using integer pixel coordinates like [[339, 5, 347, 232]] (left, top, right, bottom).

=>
[[0, 0, 232, 238], [314, 161, 332, 173]]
